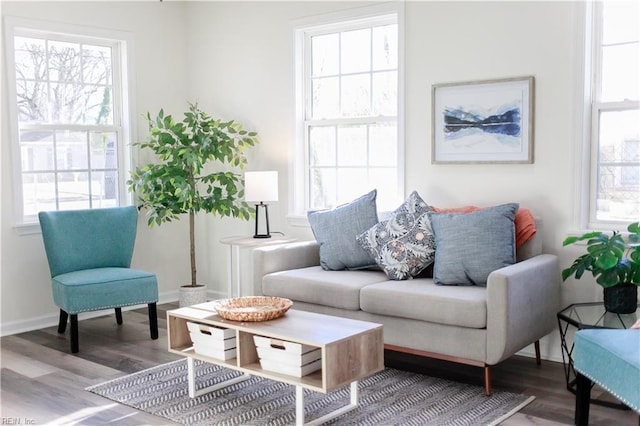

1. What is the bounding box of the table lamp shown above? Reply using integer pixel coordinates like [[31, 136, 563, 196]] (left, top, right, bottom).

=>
[[244, 171, 278, 238]]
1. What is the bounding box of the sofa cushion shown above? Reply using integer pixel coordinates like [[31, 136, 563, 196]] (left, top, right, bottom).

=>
[[428, 203, 518, 286], [307, 190, 379, 271], [431, 205, 536, 250], [360, 279, 487, 328], [52, 267, 158, 314], [357, 191, 436, 280], [262, 266, 388, 310]]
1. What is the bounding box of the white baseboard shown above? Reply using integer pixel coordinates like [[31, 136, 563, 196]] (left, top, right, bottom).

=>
[[0, 289, 226, 337]]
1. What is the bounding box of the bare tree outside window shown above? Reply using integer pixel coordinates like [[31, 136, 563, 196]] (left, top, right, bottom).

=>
[[15, 37, 113, 125], [8, 29, 124, 223]]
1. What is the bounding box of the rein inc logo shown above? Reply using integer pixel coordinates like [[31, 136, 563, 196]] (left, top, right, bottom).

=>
[[1, 419, 35, 425]]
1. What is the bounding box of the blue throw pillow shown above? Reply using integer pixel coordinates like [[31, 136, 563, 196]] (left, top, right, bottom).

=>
[[307, 190, 379, 271], [428, 203, 518, 286], [357, 191, 436, 280]]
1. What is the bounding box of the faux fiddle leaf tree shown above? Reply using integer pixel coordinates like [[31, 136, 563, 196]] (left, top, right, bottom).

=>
[[128, 103, 259, 287]]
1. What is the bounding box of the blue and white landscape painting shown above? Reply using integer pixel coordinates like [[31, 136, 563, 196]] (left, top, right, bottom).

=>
[[433, 79, 532, 162], [444, 104, 521, 139], [437, 98, 525, 156]]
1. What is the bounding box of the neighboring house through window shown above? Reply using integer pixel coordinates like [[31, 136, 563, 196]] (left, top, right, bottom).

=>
[[586, 1, 639, 226], [292, 4, 403, 218], [4, 17, 133, 226]]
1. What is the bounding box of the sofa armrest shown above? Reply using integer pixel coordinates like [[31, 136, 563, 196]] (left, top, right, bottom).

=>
[[486, 254, 561, 365], [252, 241, 320, 296]]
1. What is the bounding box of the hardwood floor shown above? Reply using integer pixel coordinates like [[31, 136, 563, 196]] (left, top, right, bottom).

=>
[[1, 303, 637, 425]]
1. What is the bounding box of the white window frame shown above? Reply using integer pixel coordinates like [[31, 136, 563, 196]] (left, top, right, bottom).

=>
[[4, 17, 135, 233], [576, 2, 640, 231], [290, 3, 405, 224]]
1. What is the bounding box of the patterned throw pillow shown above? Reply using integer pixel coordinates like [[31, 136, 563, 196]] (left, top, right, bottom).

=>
[[357, 191, 435, 280]]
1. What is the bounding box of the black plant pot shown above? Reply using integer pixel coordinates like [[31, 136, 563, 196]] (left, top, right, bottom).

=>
[[603, 284, 638, 314]]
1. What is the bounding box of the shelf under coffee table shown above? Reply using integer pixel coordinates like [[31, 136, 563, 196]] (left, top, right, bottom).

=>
[[167, 302, 384, 425]]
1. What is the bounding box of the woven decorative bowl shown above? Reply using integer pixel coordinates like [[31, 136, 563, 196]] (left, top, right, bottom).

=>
[[212, 296, 293, 322]]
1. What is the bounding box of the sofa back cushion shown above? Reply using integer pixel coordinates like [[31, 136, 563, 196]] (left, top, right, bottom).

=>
[[428, 203, 518, 286], [307, 190, 379, 271]]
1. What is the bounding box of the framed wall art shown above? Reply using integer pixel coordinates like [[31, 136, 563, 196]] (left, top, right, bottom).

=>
[[431, 76, 534, 164]]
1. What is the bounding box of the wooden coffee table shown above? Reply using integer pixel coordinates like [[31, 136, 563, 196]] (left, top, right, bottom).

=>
[[167, 302, 384, 425]]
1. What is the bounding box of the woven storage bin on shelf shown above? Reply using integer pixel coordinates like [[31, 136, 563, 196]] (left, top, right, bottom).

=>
[[186, 322, 237, 360], [212, 296, 293, 322], [253, 335, 322, 377]]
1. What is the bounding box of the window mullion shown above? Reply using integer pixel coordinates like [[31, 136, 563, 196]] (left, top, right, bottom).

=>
[[592, 1, 604, 104], [594, 101, 640, 112], [52, 131, 60, 210], [338, 32, 343, 117], [306, 116, 395, 127], [45, 38, 51, 123], [86, 131, 93, 208]]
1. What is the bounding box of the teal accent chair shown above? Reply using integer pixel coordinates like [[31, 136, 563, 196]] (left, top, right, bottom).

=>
[[574, 328, 640, 425], [38, 206, 159, 353]]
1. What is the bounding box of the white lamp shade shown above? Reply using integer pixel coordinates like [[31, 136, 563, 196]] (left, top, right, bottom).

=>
[[245, 171, 278, 202]]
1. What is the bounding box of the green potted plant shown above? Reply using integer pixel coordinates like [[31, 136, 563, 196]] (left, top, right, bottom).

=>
[[128, 103, 259, 307], [562, 222, 640, 314]]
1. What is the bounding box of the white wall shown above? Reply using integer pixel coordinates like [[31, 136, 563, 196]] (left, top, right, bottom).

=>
[[0, 1, 192, 333], [181, 1, 373, 296], [1, 1, 614, 362]]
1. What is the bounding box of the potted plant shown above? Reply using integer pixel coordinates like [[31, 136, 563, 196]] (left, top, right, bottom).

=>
[[562, 222, 640, 314], [128, 103, 259, 307]]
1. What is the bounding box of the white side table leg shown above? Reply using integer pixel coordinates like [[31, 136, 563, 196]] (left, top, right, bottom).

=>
[[234, 245, 241, 296], [226, 245, 233, 297]]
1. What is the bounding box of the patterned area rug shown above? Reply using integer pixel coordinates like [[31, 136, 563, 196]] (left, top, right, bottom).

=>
[[87, 359, 534, 425]]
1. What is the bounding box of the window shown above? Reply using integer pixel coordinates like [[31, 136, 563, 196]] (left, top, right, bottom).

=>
[[588, 2, 639, 225], [293, 5, 402, 217], [4, 18, 132, 226]]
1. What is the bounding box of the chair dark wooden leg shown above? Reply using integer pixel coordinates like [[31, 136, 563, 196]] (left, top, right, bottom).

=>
[[58, 310, 68, 333], [148, 302, 158, 340], [70, 314, 79, 353], [575, 372, 591, 426], [534, 340, 542, 365], [115, 307, 123, 325]]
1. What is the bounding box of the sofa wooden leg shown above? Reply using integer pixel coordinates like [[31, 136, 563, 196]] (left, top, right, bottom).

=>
[[70, 314, 79, 353], [484, 365, 492, 396], [535, 340, 542, 365], [115, 307, 123, 325], [148, 302, 158, 340], [575, 372, 591, 426], [58, 310, 68, 334]]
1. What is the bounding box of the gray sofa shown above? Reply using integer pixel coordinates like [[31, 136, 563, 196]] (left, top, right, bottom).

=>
[[252, 219, 560, 394]]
